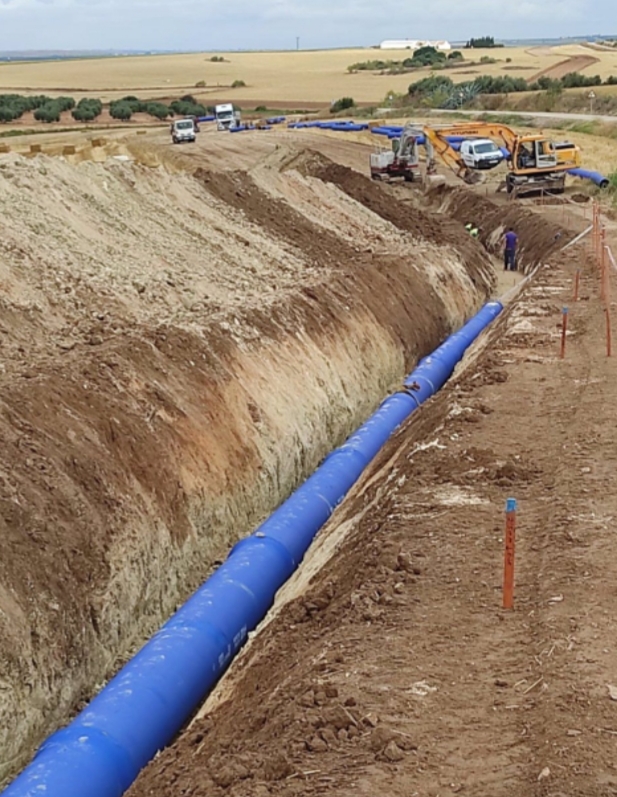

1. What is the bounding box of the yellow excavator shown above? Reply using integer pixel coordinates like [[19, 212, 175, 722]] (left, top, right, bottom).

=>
[[421, 122, 581, 197]]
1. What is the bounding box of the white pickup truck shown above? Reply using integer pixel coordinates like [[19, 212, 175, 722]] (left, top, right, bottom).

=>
[[460, 139, 504, 170], [170, 118, 196, 144]]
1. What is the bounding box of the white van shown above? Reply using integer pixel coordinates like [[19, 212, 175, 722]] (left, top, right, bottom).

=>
[[460, 139, 503, 170], [171, 118, 196, 144]]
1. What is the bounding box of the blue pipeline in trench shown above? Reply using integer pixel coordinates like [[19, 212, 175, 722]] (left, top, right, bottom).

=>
[[2, 300, 503, 797]]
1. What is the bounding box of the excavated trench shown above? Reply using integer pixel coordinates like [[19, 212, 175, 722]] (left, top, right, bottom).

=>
[[0, 148, 562, 788]]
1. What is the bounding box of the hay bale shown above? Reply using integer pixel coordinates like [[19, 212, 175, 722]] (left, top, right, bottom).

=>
[[136, 130, 147, 136], [30, 144, 42, 154], [0, 144, 10, 154], [91, 138, 106, 147], [62, 145, 77, 155]]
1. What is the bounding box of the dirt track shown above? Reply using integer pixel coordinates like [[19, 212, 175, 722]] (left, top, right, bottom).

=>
[[129, 200, 617, 797]]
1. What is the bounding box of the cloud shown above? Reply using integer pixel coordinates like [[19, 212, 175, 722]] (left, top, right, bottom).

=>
[[0, 0, 614, 50]]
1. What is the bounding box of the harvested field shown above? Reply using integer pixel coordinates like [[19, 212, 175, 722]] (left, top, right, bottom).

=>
[[0, 44, 616, 106], [529, 54, 601, 83]]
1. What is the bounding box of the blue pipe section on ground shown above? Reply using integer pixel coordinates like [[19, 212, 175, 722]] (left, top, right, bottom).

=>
[[1, 300, 503, 797], [568, 167, 609, 188]]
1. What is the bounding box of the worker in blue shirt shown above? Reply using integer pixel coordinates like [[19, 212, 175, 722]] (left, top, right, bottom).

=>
[[503, 227, 518, 271]]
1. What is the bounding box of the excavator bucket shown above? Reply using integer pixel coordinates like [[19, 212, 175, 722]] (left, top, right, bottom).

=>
[[462, 170, 484, 185]]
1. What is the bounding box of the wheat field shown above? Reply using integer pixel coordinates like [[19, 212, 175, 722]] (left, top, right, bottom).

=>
[[1, 44, 617, 105]]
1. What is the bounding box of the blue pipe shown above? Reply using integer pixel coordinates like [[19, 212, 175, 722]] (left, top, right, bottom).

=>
[[2, 300, 503, 797], [567, 167, 609, 188]]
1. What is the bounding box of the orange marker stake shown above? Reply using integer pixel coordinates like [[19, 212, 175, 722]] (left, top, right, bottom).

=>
[[573, 269, 581, 302], [560, 307, 568, 359], [502, 498, 517, 610]]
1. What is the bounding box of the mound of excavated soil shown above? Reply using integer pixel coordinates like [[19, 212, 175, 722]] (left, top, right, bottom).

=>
[[0, 147, 495, 783], [290, 150, 482, 251]]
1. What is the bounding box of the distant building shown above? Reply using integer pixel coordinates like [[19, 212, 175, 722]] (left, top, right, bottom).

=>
[[379, 39, 452, 51]]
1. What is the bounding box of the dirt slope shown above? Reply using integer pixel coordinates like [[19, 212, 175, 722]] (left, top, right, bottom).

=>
[[0, 146, 495, 783], [129, 224, 617, 795]]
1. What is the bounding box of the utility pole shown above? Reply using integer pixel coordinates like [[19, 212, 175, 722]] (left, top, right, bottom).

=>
[[296, 36, 300, 51], [588, 89, 596, 114]]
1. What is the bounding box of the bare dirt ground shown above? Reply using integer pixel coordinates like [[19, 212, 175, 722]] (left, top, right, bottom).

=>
[[127, 182, 617, 795], [0, 131, 500, 784], [2, 118, 616, 795]]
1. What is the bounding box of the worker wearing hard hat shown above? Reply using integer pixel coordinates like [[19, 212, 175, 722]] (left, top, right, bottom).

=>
[[465, 222, 479, 238]]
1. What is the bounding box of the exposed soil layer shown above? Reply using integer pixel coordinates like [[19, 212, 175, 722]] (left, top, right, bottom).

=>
[[427, 184, 568, 273], [292, 151, 483, 251], [0, 146, 494, 783], [129, 221, 617, 797]]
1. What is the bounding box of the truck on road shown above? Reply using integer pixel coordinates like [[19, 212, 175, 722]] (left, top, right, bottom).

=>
[[215, 103, 241, 130], [170, 118, 196, 144]]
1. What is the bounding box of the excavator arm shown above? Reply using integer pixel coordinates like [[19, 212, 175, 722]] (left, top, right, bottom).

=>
[[422, 126, 482, 184], [422, 121, 580, 178], [427, 122, 519, 151]]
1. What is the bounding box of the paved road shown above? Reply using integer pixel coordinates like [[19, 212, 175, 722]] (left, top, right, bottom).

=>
[[434, 108, 617, 123]]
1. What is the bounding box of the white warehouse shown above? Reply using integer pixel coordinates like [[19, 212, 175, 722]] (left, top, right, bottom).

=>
[[379, 39, 452, 51]]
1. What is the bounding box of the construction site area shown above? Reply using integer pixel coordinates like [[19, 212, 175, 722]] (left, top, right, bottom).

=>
[[1, 115, 616, 797]]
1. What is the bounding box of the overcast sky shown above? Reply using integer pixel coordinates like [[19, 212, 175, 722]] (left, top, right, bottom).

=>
[[0, 0, 613, 52]]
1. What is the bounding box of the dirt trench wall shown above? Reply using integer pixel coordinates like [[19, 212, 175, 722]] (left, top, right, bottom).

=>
[[427, 185, 566, 273], [0, 156, 494, 784]]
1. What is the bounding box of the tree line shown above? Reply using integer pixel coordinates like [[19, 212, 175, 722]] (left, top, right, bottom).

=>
[[407, 70, 609, 108], [465, 37, 504, 48], [0, 94, 214, 124], [349, 46, 464, 73]]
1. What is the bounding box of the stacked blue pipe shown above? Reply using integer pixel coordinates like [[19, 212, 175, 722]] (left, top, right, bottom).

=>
[[229, 125, 273, 133], [286, 120, 369, 131], [1, 300, 503, 797]]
